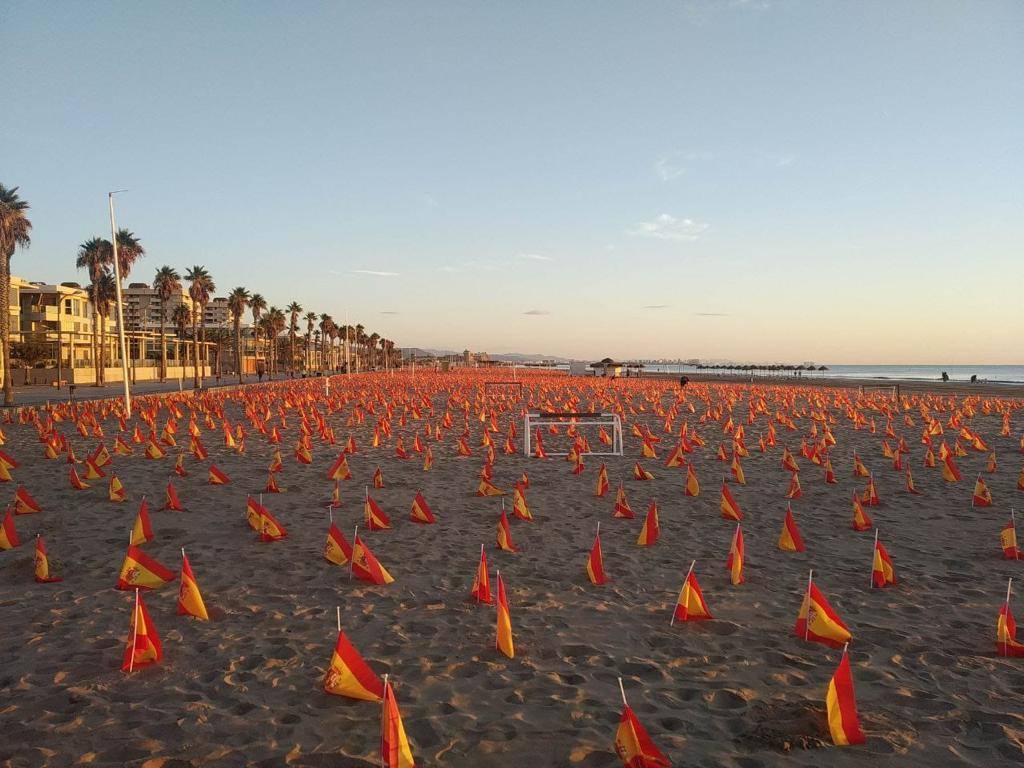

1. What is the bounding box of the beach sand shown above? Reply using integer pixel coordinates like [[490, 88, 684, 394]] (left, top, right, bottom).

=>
[[1, 372, 1022, 767]]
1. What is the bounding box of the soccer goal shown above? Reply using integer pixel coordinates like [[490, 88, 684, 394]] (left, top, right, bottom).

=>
[[858, 383, 900, 400], [523, 411, 624, 456]]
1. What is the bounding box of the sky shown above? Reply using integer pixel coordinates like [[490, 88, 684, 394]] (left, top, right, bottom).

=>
[[4, 0, 1022, 364]]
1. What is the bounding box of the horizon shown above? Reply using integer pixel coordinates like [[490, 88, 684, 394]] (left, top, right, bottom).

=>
[[5, 1, 1023, 363]]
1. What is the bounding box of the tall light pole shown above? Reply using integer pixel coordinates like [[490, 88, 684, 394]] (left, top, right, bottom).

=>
[[108, 191, 132, 418]]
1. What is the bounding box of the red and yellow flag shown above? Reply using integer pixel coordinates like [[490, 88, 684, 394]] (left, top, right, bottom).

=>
[[364, 494, 392, 530], [673, 567, 712, 622], [373, 466, 385, 488], [684, 463, 700, 497], [0, 511, 19, 550], [471, 546, 492, 603], [130, 499, 154, 545], [323, 628, 384, 701], [636, 501, 660, 546], [726, 525, 744, 585], [778, 504, 806, 552], [632, 462, 654, 481], [512, 484, 532, 521], [851, 495, 873, 532], [177, 551, 209, 620], [972, 476, 992, 507], [69, 466, 89, 490], [325, 522, 352, 565], [477, 477, 506, 497], [34, 535, 62, 582], [14, 485, 41, 514], [496, 572, 514, 658], [1001, 517, 1020, 560], [719, 482, 743, 521], [381, 679, 416, 768], [122, 590, 162, 672], [409, 491, 435, 524], [795, 579, 851, 648], [108, 474, 126, 503], [826, 648, 866, 745], [496, 508, 518, 552], [871, 537, 896, 588], [117, 545, 176, 590], [352, 535, 394, 584], [208, 464, 230, 485], [941, 455, 962, 482], [595, 463, 610, 497], [587, 526, 608, 585], [613, 485, 634, 518], [997, 599, 1024, 657], [614, 704, 671, 768]]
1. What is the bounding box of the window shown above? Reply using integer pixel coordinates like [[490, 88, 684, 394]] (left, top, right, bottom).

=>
[[64, 299, 73, 315]]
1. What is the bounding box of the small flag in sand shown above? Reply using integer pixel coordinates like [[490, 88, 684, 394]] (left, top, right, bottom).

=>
[[130, 499, 154, 545], [178, 549, 209, 621], [381, 677, 416, 767], [871, 532, 896, 588], [0, 511, 20, 550], [118, 544, 175, 590], [684, 463, 700, 497], [409, 491, 435, 524], [512, 485, 532, 521], [69, 466, 89, 490], [1002, 513, 1020, 560], [997, 579, 1024, 657], [613, 681, 670, 768], [778, 504, 806, 552], [208, 464, 230, 485], [636, 501, 660, 546], [904, 469, 921, 495], [595, 463, 610, 496], [477, 477, 506, 497], [941, 454, 962, 482], [108, 474, 126, 503], [826, 646, 866, 745], [34, 535, 62, 583], [471, 545, 492, 603], [720, 481, 743, 521], [586, 523, 608, 585], [325, 519, 352, 565], [496, 508, 518, 552], [324, 618, 383, 701], [632, 462, 654, 481], [785, 472, 802, 500], [727, 524, 745, 585], [164, 481, 184, 511], [972, 475, 993, 507], [373, 466, 385, 488], [795, 573, 852, 648], [496, 571, 514, 658], [613, 485, 634, 519], [122, 589, 162, 672], [364, 492, 391, 531], [351, 534, 394, 584], [14, 486, 41, 514], [851, 494, 873, 532], [673, 562, 712, 622]]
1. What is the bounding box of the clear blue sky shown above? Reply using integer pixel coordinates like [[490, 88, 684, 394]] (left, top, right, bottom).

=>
[[5, 1, 1022, 362]]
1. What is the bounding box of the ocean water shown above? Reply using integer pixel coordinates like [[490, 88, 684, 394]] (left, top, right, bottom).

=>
[[639, 364, 1024, 383]]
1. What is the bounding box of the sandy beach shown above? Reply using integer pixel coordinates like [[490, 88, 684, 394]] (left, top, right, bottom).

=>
[[1, 371, 1022, 767]]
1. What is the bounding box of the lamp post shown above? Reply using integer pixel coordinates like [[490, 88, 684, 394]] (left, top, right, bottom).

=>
[[108, 191, 132, 418]]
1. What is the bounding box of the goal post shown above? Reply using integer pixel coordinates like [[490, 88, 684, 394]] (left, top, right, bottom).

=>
[[858, 383, 900, 400], [523, 411, 623, 456]]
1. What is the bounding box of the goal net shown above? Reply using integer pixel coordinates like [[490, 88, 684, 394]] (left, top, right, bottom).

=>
[[523, 411, 623, 456]]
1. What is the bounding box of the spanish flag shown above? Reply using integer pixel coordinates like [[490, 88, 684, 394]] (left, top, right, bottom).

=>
[[122, 590, 162, 672], [941, 455, 962, 482], [69, 465, 89, 490], [351, 535, 394, 584], [177, 550, 209, 620], [83, 457, 105, 480], [595, 463, 610, 497], [373, 466, 385, 489], [851, 494, 873, 532], [117, 545, 175, 590], [130, 499, 154, 546], [997, 591, 1024, 657], [778, 505, 806, 552], [14, 485, 41, 514], [325, 522, 352, 565], [0, 511, 19, 550], [633, 462, 654, 481], [727, 525, 744, 585], [826, 648, 866, 745], [423, 446, 434, 471], [259, 505, 288, 542], [174, 452, 187, 476], [208, 464, 230, 485], [684, 463, 700, 497], [496, 571, 514, 658], [720, 482, 743, 521], [613, 485, 634, 519], [853, 453, 870, 478], [323, 625, 384, 701], [410, 491, 435, 524], [145, 440, 166, 460], [512, 484, 532, 521], [381, 678, 416, 768], [785, 472, 802, 500], [164, 481, 184, 511], [795, 577, 851, 648], [613, 700, 670, 768], [586, 524, 608, 585], [1001, 516, 1020, 560], [636, 501, 660, 546], [664, 443, 686, 468], [34, 536, 62, 582], [496, 508, 518, 552], [327, 452, 352, 480], [871, 535, 896, 588], [364, 494, 391, 530], [108, 474, 126, 503], [904, 469, 921, 495], [673, 565, 712, 622], [730, 455, 746, 486], [477, 478, 506, 497], [972, 475, 992, 507], [471, 545, 492, 603]]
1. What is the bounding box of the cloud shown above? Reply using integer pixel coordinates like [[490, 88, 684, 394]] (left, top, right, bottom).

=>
[[654, 151, 713, 181], [523, 309, 550, 316], [351, 269, 399, 277], [380, 311, 400, 315], [438, 266, 461, 273], [516, 253, 552, 261], [694, 312, 730, 317], [628, 214, 709, 241], [643, 304, 670, 309]]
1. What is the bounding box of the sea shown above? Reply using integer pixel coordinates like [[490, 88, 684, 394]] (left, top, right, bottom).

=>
[[638, 364, 1024, 384]]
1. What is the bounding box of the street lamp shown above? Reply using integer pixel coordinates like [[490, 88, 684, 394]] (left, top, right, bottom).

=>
[[108, 190, 132, 418]]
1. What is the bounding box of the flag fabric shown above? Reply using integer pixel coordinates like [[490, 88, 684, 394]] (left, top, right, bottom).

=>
[[785, 473, 802, 500], [587, 528, 608, 585], [373, 466, 385, 488], [14, 486, 41, 514], [972, 476, 993, 507], [512, 485, 533, 521], [381, 679, 416, 768], [633, 462, 654, 481], [257, 504, 289, 542], [496, 572, 514, 658], [941, 455, 962, 482], [477, 478, 506, 497], [904, 469, 921, 495], [108, 474, 126, 503], [69, 466, 89, 490], [795, 581, 852, 648], [613, 704, 671, 768], [595, 463, 610, 497], [351, 535, 394, 584], [177, 552, 209, 620], [997, 601, 1024, 657], [1001, 518, 1020, 559], [613, 485, 635, 519], [496, 509, 518, 552], [122, 590, 162, 672], [164, 481, 184, 511], [323, 629, 384, 701], [117, 545, 176, 590], [325, 522, 352, 565], [684, 464, 700, 497], [208, 464, 230, 485], [778, 505, 806, 552], [720, 482, 743, 521], [34, 536, 62, 582], [826, 649, 866, 746], [471, 547, 492, 603], [636, 501, 660, 546], [0, 511, 19, 550], [364, 495, 392, 530], [673, 569, 712, 621], [130, 499, 154, 545], [727, 525, 745, 585], [851, 495, 873, 532], [871, 539, 896, 588], [409, 491, 436, 524]]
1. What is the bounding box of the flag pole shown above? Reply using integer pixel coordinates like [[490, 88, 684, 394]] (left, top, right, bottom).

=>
[[129, 588, 140, 673], [1014, 508, 1019, 561], [617, 676, 628, 708], [336, 606, 341, 633], [328, 505, 333, 523], [495, 570, 500, 650], [1005, 577, 1013, 657], [871, 529, 878, 588], [671, 560, 696, 626], [380, 672, 388, 768], [805, 570, 813, 641], [350, 526, 358, 580]]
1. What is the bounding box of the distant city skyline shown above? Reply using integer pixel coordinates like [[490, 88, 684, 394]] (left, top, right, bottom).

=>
[[5, 1, 1022, 363]]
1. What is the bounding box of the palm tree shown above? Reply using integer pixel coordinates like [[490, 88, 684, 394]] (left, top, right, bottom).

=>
[[269, 307, 286, 377], [227, 287, 250, 384], [355, 324, 366, 372], [111, 229, 145, 281], [257, 314, 274, 378], [249, 293, 266, 369], [152, 266, 180, 382], [172, 302, 190, 368], [285, 301, 302, 377], [0, 185, 31, 405], [368, 332, 380, 370], [318, 314, 329, 371], [88, 270, 117, 376], [185, 266, 214, 387], [303, 310, 317, 372], [76, 237, 110, 385]]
